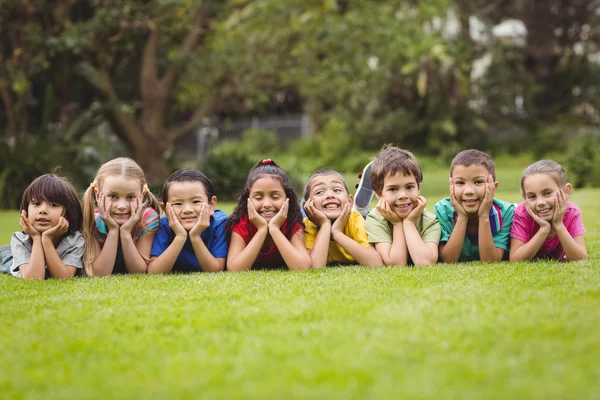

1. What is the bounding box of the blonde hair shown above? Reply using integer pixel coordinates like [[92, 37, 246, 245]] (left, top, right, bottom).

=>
[[520, 159, 569, 196], [82, 158, 161, 276]]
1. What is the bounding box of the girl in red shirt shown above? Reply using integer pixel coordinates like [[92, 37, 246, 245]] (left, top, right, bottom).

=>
[[226, 159, 311, 271]]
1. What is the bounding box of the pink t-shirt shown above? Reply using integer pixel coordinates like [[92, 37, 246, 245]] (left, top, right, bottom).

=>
[[510, 201, 586, 260]]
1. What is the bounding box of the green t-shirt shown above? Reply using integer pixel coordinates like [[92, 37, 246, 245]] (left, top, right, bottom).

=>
[[434, 197, 515, 262], [365, 208, 441, 245]]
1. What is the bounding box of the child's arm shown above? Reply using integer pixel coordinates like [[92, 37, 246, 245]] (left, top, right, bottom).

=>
[[510, 204, 551, 261], [552, 189, 587, 260], [148, 204, 188, 274], [16, 211, 46, 280], [227, 199, 269, 271], [269, 199, 311, 270], [331, 201, 383, 266], [304, 198, 332, 269], [374, 197, 408, 266], [403, 196, 438, 266], [477, 177, 504, 262], [189, 204, 225, 272], [120, 198, 153, 274], [41, 217, 77, 278], [439, 180, 468, 263], [91, 194, 121, 276]]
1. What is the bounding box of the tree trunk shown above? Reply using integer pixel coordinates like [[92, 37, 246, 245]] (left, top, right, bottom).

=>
[[133, 136, 170, 187]]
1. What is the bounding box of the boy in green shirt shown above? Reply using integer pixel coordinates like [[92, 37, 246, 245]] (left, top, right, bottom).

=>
[[358, 145, 441, 266], [434, 149, 514, 262]]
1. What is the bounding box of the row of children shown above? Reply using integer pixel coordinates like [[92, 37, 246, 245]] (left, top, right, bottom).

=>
[[0, 146, 587, 279]]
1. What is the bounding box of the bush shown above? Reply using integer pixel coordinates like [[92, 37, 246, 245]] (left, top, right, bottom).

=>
[[566, 128, 600, 188]]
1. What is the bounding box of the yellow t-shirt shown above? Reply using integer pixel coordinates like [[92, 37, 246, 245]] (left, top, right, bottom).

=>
[[303, 210, 371, 264]]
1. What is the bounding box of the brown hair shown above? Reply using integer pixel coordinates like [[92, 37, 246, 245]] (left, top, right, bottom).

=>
[[82, 158, 161, 276], [20, 174, 83, 236], [450, 149, 496, 180], [520, 159, 568, 195], [303, 168, 350, 200], [371, 145, 423, 196]]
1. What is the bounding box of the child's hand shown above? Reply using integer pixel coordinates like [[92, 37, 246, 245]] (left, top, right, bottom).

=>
[[19, 211, 40, 238], [41, 217, 69, 242], [166, 202, 187, 238], [248, 199, 268, 230], [551, 188, 567, 228], [448, 178, 467, 217], [525, 203, 551, 231], [405, 196, 427, 223], [120, 197, 146, 235], [376, 197, 402, 225], [98, 193, 120, 231], [332, 202, 352, 235], [477, 176, 496, 218], [269, 198, 289, 230], [189, 203, 211, 237], [304, 199, 330, 227]]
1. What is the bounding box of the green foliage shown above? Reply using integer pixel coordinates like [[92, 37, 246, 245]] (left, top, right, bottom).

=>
[[566, 128, 600, 188], [199, 139, 255, 201]]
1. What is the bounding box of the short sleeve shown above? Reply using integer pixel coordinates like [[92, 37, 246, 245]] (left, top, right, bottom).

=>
[[510, 203, 532, 242], [137, 208, 160, 237], [365, 209, 392, 244], [60, 234, 85, 270], [492, 201, 514, 251], [347, 211, 371, 247], [434, 199, 454, 243], [303, 218, 318, 250], [565, 204, 586, 238], [420, 211, 441, 244], [10, 233, 31, 277], [231, 218, 250, 244], [150, 217, 173, 257], [205, 214, 229, 258]]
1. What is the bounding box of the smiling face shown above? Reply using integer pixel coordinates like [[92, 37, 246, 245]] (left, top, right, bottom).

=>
[[27, 198, 65, 233], [308, 174, 350, 220], [380, 172, 419, 219], [167, 181, 215, 231], [451, 164, 497, 214], [249, 176, 286, 222], [99, 176, 142, 226], [523, 173, 570, 221]]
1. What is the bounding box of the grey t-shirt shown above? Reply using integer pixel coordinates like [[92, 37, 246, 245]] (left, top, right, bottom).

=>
[[10, 231, 84, 278]]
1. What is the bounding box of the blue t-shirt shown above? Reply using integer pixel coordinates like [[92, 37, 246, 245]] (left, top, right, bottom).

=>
[[434, 198, 514, 262], [150, 210, 229, 272]]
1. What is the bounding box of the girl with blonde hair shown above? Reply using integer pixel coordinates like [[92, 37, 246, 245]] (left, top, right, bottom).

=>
[[82, 158, 161, 276]]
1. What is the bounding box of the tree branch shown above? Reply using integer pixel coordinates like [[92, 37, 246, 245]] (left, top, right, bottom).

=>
[[160, 8, 210, 92], [140, 21, 159, 99], [166, 102, 212, 141]]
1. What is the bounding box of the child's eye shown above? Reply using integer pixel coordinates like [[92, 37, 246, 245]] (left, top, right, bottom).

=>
[[527, 195, 536, 200], [315, 190, 324, 196], [50, 203, 61, 207], [475, 180, 485, 185], [108, 194, 117, 199], [407, 185, 415, 190], [193, 200, 204, 204], [127, 196, 136, 201], [543, 191, 553, 196], [334, 188, 343, 193], [454, 181, 464, 186], [172, 202, 182, 206]]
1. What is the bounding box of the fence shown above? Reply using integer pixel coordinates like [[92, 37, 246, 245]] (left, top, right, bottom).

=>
[[175, 114, 312, 160]]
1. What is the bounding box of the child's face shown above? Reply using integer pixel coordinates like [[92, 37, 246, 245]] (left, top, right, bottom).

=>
[[380, 172, 419, 219], [250, 176, 286, 222], [99, 176, 142, 226], [308, 174, 350, 220], [167, 182, 215, 231], [451, 164, 497, 214], [522, 173, 570, 221], [27, 198, 65, 233]]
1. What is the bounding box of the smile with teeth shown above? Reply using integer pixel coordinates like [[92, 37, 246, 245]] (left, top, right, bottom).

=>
[[394, 203, 412, 210], [181, 216, 197, 222], [323, 203, 340, 210], [462, 199, 478, 206], [537, 208, 552, 215], [260, 210, 276, 217]]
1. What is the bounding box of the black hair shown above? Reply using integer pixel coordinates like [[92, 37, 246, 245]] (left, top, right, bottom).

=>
[[20, 174, 83, 235], [161, 169, 216, 203], [226, 159, 303, 238]]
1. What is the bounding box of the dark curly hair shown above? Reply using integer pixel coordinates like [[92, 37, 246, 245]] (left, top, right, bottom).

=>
[[226, 159, 303, 240]]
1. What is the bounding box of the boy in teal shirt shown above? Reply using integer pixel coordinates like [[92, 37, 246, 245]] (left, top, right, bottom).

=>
[[434, 149, 514, 262]]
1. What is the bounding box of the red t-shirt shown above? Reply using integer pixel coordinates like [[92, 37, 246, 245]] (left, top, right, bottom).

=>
[[231, 215, 303, 269]]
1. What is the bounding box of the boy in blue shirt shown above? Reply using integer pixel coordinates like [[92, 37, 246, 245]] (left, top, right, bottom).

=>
[[434, 149, 514, 262]]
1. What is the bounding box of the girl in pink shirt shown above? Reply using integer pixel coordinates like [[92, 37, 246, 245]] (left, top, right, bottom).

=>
[[510, 160, 587, 261]]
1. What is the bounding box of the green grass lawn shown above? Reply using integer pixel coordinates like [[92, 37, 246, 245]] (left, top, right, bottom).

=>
[[1, 164, 599, 399]]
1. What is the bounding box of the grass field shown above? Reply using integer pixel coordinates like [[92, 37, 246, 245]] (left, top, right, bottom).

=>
[[1, 165, 599, 399]]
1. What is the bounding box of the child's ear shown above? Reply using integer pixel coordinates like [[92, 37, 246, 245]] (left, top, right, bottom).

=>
[[209, 196, 217, 214], [564, 183, 572, 197], [494, 180, 499, 190], [348, 194, 355, 206], [160, 202, 166, 212]]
